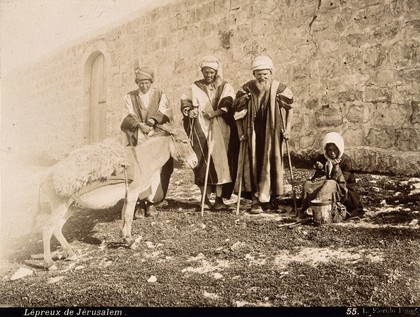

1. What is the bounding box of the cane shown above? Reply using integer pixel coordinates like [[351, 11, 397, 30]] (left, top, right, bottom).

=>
[[284, 137, 298, 216], [235, 140, 246, 215], [201, 119, 214, 216], [277, 92, 298, 217]]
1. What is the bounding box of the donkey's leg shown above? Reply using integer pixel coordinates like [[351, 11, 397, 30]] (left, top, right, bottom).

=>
[[43, 225, 56, 270], [43, 200, 71, 269], [53, 208, 77, 261], [121, 190, 138, 243]]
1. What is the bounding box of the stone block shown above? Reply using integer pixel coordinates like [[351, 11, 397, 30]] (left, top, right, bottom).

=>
[[406, 0, 420, 12], [389, 41, 419, 68], [337, 90, 362, 103], [346, 104, 369, 123], [404, 20, 420, 40], [319, 0, 341, 12], [230, 0, 248, 10], [196, 3, 214, 20], [363, 85, 391, 103], [299, 134, 316, 149], [374, 103, 409, 127], [365, 128, 394, 148], [396, 128, 420, 151], [318, 56, 340, 78], [370, 21, 399, 42], [292, 2, 318, 21], [214, 0, 230, 14], [305, 98, 319, 110], [375, 69, 395, 84], [314, 106, 343, 127], [353, 5, 385, 27], [359, 0, 381, 8], [399, 68, 420, 82], [342, 128, 364, 147], [253, 0, 279, 14], [410, 101, 420, 124], [310, 18, 329, 33], [176, 11, 188, 29], [319, 40, 340, 53], [363, 44, 386, 68], [342, 50, 364, 69], [292, 63, 308, 80]]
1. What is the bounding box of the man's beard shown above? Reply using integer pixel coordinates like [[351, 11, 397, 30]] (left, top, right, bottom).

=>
[[255, 79, 272, 95]]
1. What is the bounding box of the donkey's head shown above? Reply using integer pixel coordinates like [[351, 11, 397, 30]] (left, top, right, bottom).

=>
[[154, 124, 197, 169]]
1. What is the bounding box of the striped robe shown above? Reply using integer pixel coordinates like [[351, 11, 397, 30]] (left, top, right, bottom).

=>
[[120, 88, 173, 204], [233, 80, 294, 203], [181, 77, 238, 199]]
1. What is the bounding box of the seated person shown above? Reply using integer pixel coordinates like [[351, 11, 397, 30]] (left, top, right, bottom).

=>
[[299, 132, 364, 220], [120, 66, 173, 218]]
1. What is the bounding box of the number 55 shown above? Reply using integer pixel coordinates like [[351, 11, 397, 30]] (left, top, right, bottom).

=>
[[346, 308, 358, 315]]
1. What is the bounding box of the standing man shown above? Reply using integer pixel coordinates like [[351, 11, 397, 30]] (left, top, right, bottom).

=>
[[180, 56, 238, 210], [233, 55, 294, 214], [121, 66, 173, 218]]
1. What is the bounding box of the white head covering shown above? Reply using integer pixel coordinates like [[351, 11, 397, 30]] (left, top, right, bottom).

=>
[[322, 132, 345, 159], [251, 55, 274, 72], [200, 55, 219, 71], [322, 132, 345, 177], [199, 55, 223, 78]]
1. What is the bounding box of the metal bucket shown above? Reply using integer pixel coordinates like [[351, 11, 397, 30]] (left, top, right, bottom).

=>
[[310, 199, 332, 225]]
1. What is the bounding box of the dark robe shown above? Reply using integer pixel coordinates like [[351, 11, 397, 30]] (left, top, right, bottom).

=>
[[233, 80, 293, 202], [302, 153, 363, 216]]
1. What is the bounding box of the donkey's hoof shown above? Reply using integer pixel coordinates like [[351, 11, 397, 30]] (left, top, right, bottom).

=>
[[125, 239, 135, 248], [45, 264, 58, 271]]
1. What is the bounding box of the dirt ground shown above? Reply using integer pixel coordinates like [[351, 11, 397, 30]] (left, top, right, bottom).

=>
[[0, 166, 419, 307]]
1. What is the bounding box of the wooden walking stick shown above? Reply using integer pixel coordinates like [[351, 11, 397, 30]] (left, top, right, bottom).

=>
[[277, 92, 298, 216], [284, 138, 298, 216], [236, 140, 246, 215], [201, 119, 214, 216]]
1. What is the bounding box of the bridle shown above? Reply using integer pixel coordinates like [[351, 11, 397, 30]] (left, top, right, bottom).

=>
[[154, 125, 191, 164]]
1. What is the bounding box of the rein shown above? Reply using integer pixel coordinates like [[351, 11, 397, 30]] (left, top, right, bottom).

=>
[[155, 125, 186, 163]]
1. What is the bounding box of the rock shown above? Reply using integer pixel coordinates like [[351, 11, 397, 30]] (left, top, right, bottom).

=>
[[409, 219, 418, 226], [203, 291, 219, 299], [230, 241, 245, 251], [147, 275, 157, 283], [245, 254, 254, 260], [10, 267, 33, 280], [214, 273, 223, 279], [47, 276, 66, 284]]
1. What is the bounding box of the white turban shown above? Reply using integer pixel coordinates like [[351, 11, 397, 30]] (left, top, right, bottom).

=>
[[251, 55, 274, 71], [200, 55, 220, 71]]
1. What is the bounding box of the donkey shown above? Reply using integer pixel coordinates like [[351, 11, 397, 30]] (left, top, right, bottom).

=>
[[38, 125, 197, 270]]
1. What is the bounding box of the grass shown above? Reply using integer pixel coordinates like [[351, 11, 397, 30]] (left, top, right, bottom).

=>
[[0, 167, 419, 307]]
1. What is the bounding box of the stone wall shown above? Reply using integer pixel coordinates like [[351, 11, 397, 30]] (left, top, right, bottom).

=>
[[2, 0, 420, 175]]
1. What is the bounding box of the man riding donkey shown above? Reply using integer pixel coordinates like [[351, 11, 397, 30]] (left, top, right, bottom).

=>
[[121, 66, 173, 218], [180, 56, 238, 211]]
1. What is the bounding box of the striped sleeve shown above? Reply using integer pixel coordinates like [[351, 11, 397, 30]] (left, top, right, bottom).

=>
[[276, 85, 294, 110]]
